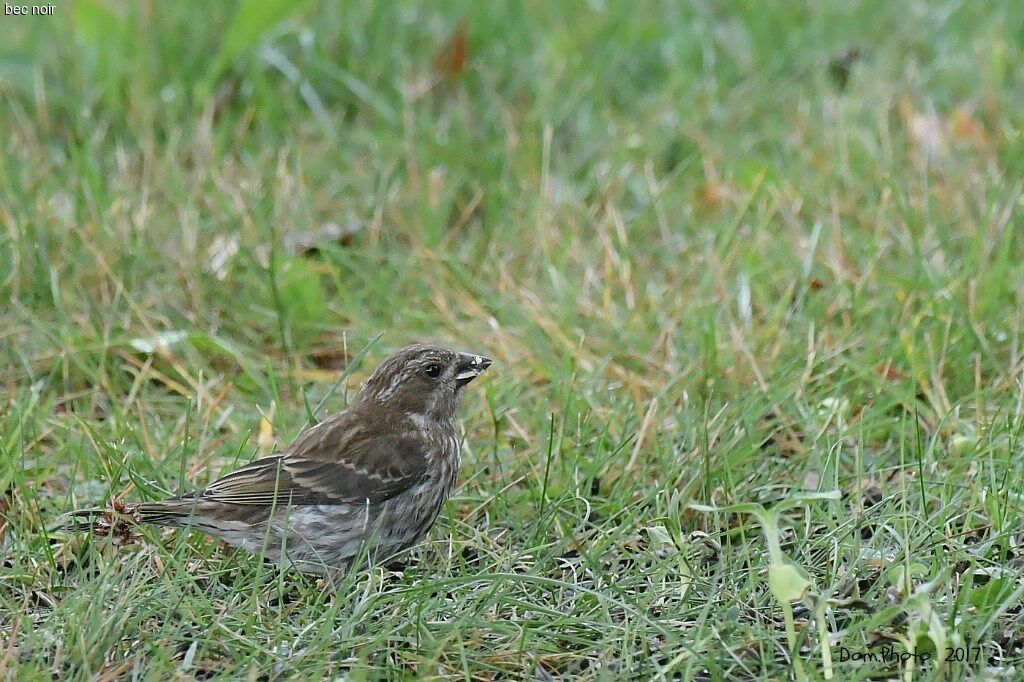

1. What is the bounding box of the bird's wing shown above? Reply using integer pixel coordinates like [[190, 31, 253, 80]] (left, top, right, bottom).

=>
[[198, 416, 429, 507]]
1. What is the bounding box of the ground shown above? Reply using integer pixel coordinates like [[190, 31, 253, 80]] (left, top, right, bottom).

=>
[[2, 1, 1024, 679]]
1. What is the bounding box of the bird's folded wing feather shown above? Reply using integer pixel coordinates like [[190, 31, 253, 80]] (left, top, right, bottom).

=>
[[198, 418, 428, 507]]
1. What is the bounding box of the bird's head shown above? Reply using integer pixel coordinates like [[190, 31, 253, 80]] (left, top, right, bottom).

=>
[[359, 344, 492, 421]]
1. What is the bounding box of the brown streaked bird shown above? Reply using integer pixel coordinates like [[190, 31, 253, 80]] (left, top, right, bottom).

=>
[[69, 344, 492, 574]]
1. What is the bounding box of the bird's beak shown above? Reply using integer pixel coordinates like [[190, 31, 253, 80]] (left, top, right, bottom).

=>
[[455, 353, 493, 387]]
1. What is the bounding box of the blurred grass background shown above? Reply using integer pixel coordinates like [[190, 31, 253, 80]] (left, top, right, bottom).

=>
[[3, 0, 1024, 678]]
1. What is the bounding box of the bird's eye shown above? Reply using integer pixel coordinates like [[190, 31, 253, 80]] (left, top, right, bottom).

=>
[[423, 363, 442, 378]]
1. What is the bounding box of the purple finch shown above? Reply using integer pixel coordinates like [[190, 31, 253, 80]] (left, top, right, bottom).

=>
[[71, 344, 491, 574]]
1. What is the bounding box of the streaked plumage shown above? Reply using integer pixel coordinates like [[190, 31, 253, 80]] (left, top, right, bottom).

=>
[[71, 344, 491, 574]]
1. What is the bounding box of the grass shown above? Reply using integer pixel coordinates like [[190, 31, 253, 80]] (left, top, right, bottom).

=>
[[2, 0, 1024, 678]]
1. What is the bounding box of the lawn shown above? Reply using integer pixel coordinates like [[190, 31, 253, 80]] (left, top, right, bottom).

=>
[[2, 1, 1024, 679]]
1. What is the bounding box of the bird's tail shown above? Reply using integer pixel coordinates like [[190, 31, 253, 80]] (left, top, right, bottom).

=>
[[61, 500, 142, 535], [62, 508, 103, 533], [132, 498, 200, 526], [63, 497, 198, 533]]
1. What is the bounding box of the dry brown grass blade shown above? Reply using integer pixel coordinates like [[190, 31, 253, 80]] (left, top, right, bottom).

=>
[[433, 20, 469, 80]]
